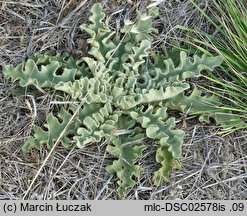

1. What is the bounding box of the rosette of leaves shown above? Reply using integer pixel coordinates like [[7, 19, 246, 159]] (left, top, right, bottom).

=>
[[4, 3, 231, 197]]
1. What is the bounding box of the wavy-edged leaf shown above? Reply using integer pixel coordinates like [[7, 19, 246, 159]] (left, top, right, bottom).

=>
[[3, 53, 89, 90], [131, 106, 184, 185], [106, 128, 146, 197], [74, 103, 121, 147], [23, 107, 80, 151]]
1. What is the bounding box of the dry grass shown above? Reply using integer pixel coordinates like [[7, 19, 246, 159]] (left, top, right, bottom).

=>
[[1, 0, 247, 200]]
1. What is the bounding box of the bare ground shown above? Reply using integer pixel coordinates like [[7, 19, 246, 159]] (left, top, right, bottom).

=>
[[0, 0, 247, 200]]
